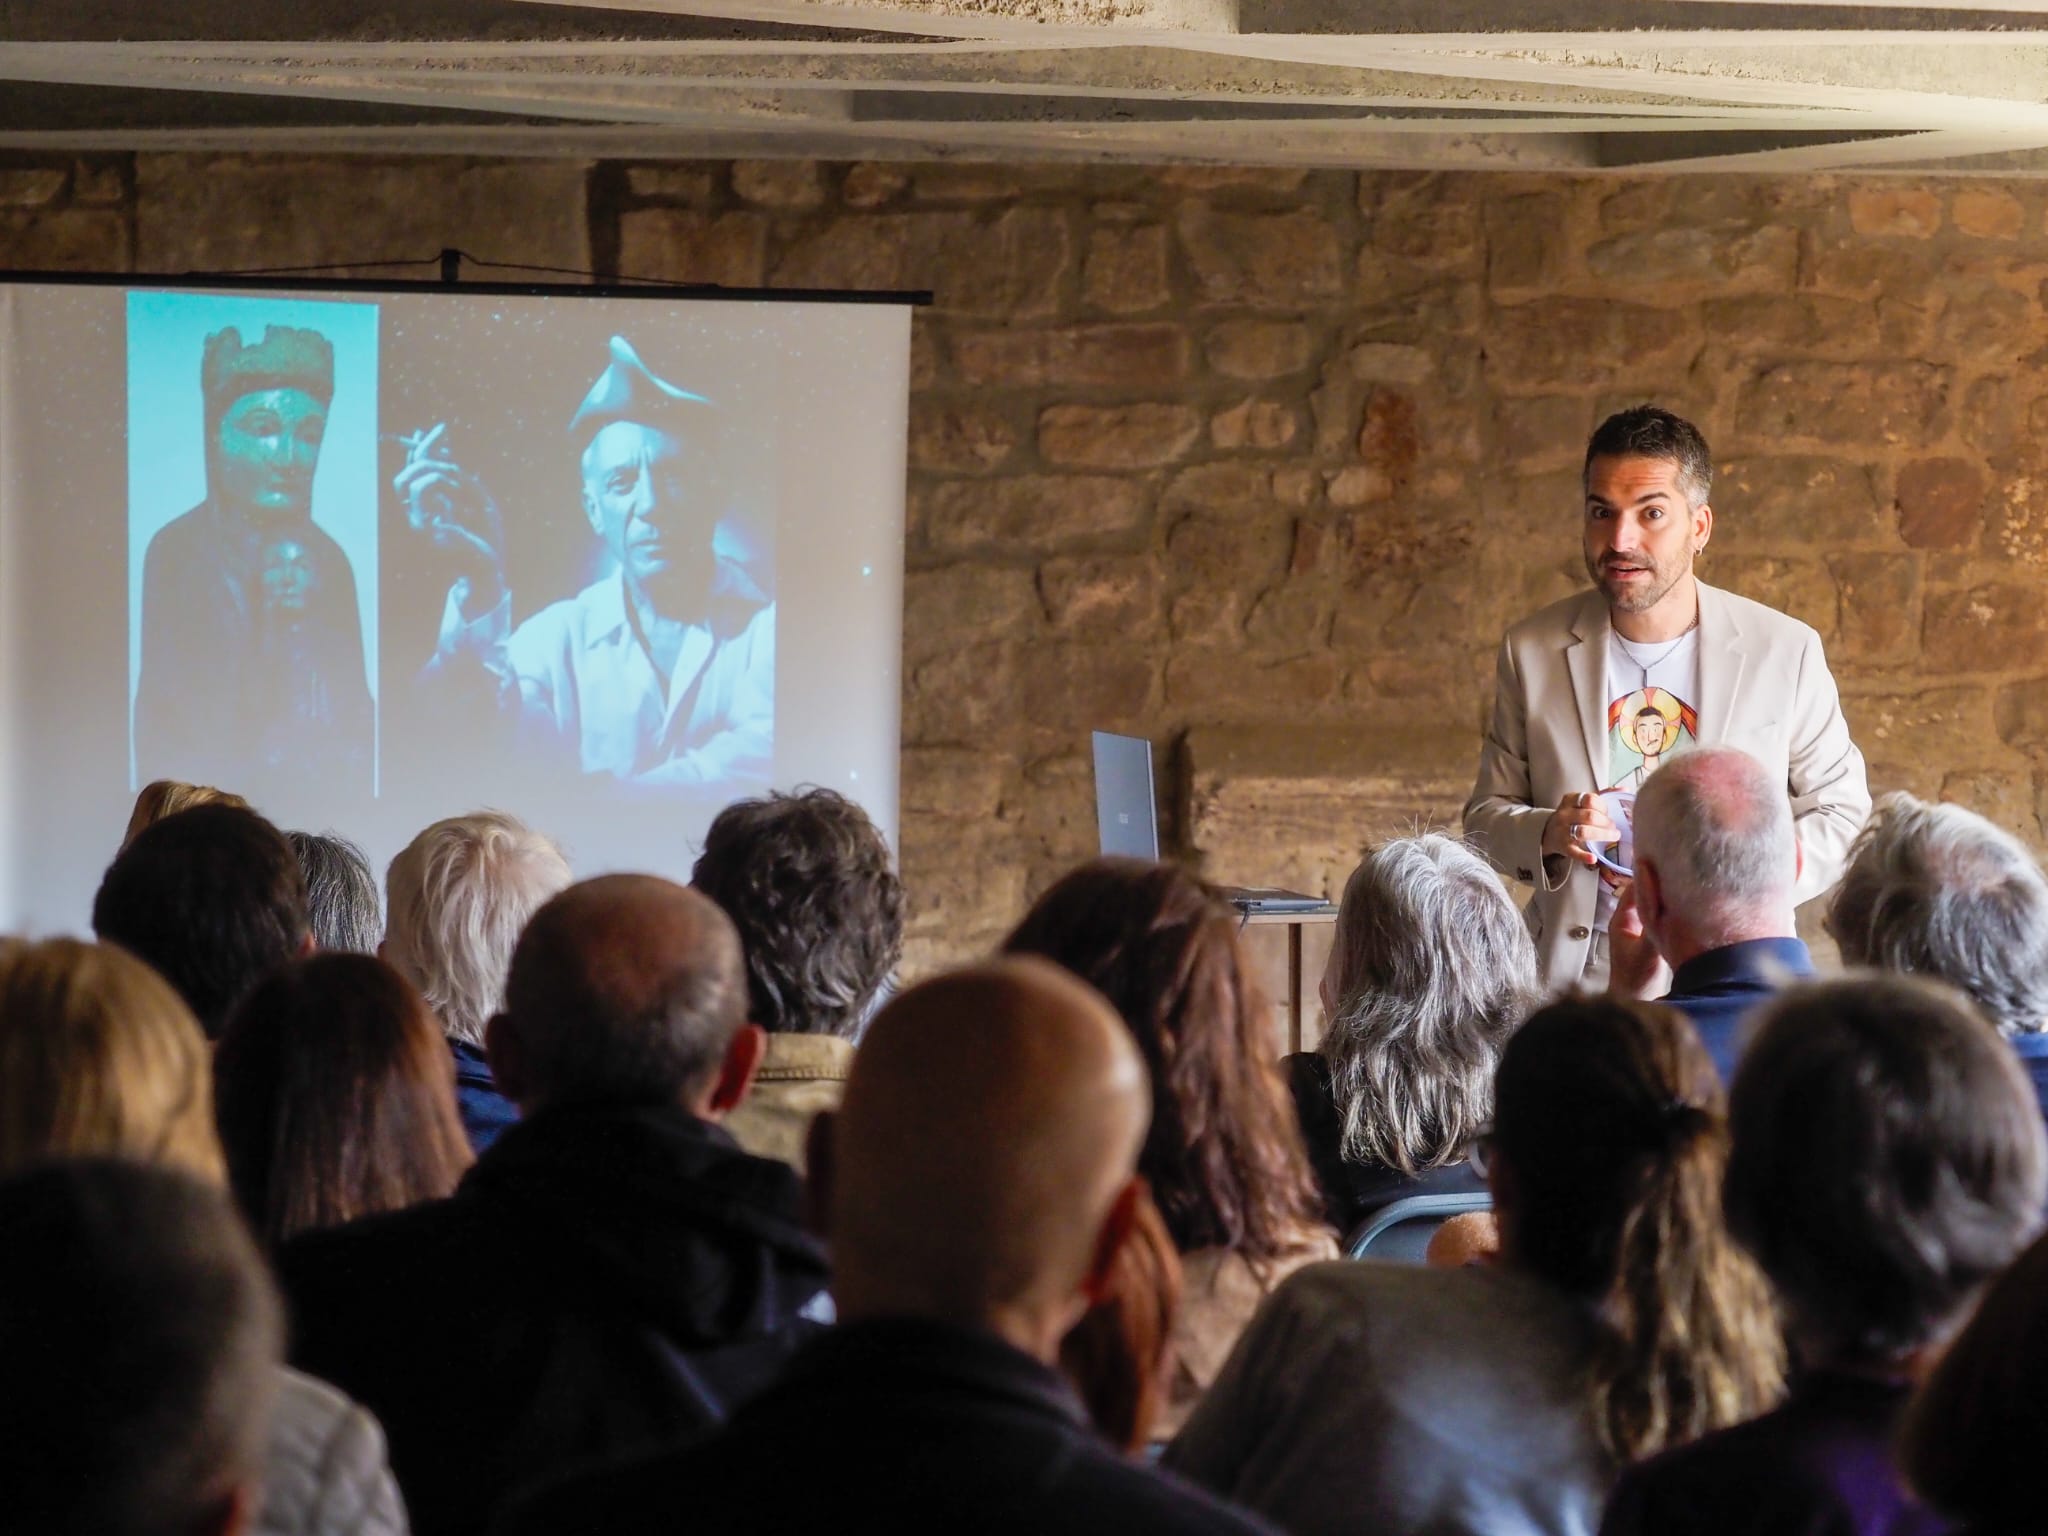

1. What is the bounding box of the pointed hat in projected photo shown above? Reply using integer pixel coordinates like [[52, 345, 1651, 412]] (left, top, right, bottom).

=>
[[568, 334, 715, 444]]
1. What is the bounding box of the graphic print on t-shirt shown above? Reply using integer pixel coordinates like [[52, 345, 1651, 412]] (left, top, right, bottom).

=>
[[1606, 686, 1699, 792]]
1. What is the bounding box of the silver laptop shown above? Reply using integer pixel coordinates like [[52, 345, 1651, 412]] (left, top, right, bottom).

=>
[[1092, 731, 1160, 859]]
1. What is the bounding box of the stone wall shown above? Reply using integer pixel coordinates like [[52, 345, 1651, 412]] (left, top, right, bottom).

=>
[[4, 154, 2041, 981]]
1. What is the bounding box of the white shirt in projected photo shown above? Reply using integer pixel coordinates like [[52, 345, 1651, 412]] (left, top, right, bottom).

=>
[[402, 335, 774, 792]]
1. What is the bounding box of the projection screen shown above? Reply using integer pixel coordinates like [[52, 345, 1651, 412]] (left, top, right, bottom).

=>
[[0, 278, 913, 934]]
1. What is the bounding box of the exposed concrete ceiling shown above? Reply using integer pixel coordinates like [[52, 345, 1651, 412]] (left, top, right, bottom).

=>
[[8, 1, 2048, 171]]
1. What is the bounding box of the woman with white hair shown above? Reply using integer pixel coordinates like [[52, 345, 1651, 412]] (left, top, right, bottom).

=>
[[1288, 833, 1541, 1240], [381, 810, 573, 1152]]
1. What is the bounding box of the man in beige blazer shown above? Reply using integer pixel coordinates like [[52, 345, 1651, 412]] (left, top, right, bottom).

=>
[[1465, 406, 1870, 990]]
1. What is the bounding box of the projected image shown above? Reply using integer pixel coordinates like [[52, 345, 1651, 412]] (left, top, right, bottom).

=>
[[387, 328, 774, 796], [127, 293, 380, 803]]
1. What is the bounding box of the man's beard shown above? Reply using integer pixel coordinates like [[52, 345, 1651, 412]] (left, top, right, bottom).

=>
[[1588, 551, 1686, 614]]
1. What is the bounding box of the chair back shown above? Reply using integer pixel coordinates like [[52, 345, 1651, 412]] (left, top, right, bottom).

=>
[[1345, 1191, 1493, 1263]]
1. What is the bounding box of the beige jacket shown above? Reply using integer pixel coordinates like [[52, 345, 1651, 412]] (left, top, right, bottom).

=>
[[724, 1033, 855, 1173], [1464, 582, 1870, 989], [1163, 1231, 1338, 1438]]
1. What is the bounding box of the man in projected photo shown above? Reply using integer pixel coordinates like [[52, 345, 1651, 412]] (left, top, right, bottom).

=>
[[134, 324, 373, 796], [402, 335, 773, 791]]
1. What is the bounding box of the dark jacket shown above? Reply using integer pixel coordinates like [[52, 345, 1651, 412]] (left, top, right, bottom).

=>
[[494, 1318, 1282, 1536], [1661, 936, 1814, 1083], [2005, 1031, 2048, 1131], [1600, 1370, 1949, 1536], [1284, 1052, 1487, 1239], [277, 1101, 830, 1536], [449, 1039, 518, 1154]]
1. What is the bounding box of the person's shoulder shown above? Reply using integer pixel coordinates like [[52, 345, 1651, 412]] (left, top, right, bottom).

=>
[[506, 582, 611, 663], [1603, 1408, 1808, 1536], [142, 503, 209, 564], [1502, 587, 1602, 649], [276, 1193, 466, 1298], [1067, 1453, 1285, 1536], [267, 1367, 404, 1533]]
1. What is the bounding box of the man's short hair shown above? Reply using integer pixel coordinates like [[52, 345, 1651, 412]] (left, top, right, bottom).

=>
[[1584, 405, 1713, 505], [92, 803, 310, 1040], [691, 788, 904, 1039], [1825, 793, 2048, 1037], [1727, 975, 2047, 1359], [504, 876, 749, 1106], [286, 830, 381, 955], [384, 812, 573, 1048], [0, 1159, 282, 1536], [1632, 749, 1797, 948]]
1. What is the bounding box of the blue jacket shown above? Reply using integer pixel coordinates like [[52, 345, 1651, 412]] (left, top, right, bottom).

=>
[[450, 1039, 518, 1154], [1663, 937, 1814, 1084]]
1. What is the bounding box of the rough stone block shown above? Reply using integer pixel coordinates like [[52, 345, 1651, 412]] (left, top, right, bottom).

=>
[[1166, 650, 1340, 716], [1486, 299, 1694, 390], [1167, 505, 1294, 590], [1584, 225, 1797, 292], [1830, 553, 1922, 664], [1210, 398, 1299, 451], [1712, 458, 1891, 550], [899, 747, 1010, 819], [1327, 466, 1394, 507], [903, 639, 1020, 743], [951, 323, 1189, 388], [1083, 224, 1170, 314], [623, 164, 717, 204], [1894, 458, 1989, 550], [1346, 342, 1434, 385], [1485, 190, 1570, 293], [772, 209, 1071, 319], [1159, 165, 1309, 194], [1176, 205, 1341, 309], [1848, 185, 1943, 238], [1996, 676, 2048, 751], [1366, 183, 1481, 271], [899, 813, 1028, 956], [1039, 555, 1164, 633], [907, 399, 1020, 473], [1699, 294, 1879, 356], [619, 208, 766, 286], [1735, 362, 1951, 449], [71, 158, 126, 205], [0, 208, 129, 269], [1938, 282, 2033, 366], [843, 163, 908, 208], [1955, 188, 2025, 239], [731, 159, 825, 209], [1714, 556, 1839, 637], [1850, 685, 1995, 769], [1019, 640, 1157, 730], [1925, 585, 2048, 673], [1359, 390, 1422, 491], [1206, 320, 1314, 381], [1498, 396, 1589, 467], [920, 475, 1151, 555], [1941, 768, 2039, 842], [1039, 402, 1202, 469], [137, 156, 592, 275], [902, 564, 1041, 656], [0, 166, 66, 207]]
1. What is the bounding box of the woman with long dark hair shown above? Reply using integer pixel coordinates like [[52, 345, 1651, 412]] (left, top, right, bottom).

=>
[[1166, 994, 1784, 1536], [215, 952, 473, 1246], [1004, 857, 1335, 1435]]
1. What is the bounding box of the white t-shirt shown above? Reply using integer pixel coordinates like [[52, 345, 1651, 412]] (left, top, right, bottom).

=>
[[1596, 627, 1702, 930]]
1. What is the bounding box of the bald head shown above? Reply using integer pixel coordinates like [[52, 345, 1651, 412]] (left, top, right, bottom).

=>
[[1633, 748, 1797, 952], [500, 874, 748, 1108], [824, 957, 1150, 1357]]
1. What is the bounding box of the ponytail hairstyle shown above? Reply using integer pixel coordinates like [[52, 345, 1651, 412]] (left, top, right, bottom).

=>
[[1490, 994, 1783, 1463]]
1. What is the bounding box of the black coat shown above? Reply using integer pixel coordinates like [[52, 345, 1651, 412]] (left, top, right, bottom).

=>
[[1284, 1052, 1488, 1240], [494, 1318, 1283, 1536], [277, 1101, 830, 1536]]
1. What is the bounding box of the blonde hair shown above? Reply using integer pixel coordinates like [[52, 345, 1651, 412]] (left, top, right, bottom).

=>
[[0, 938, 225, 1183], [384, 811, 573, 1047], [122, 780, 250, 851]]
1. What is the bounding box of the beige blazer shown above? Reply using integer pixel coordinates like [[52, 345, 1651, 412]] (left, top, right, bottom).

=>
[[1463, 582, 1871, 989]]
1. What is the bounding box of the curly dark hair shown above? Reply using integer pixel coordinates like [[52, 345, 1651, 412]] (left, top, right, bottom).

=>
[[1003, 858, 1328, 1262], [691, 789, 904, 1040]]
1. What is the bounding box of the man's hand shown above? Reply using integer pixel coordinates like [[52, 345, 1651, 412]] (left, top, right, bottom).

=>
[[394, 423, 508, 621], [1541, 791, 1619, 868], [1606, 879, 1669, 1000]]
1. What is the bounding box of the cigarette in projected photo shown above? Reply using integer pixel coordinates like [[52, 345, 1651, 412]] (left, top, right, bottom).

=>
[[128, 295, 379, 804], [400, 333, 775, 794]]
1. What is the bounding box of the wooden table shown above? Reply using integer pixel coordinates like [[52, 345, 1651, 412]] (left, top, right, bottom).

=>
[[1238, 905, 1340, 1054]]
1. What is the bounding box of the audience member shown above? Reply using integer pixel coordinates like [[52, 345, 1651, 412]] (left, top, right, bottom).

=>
[[121, 776, 251, 849], [1826, 793, 2048, 1115], [1004, 858, 1335, 1435], [0, 1159, 282, 1536], [1286, 834, 1537, 1237], [1898, 1227, 2048, 1535], [498, 959, 1280, 1536], [381, 811, 573, 1152], [279, 875, 828, 1536], [690, 787, 904, 1171], [1061, 1183, 1185, 1453], [1600, 975, 2048, 1536], [1168, 994, 1783, 1536], [286, 830, 382, 953], [0, 936, 407, 1536], [215, 953, 473, 1247], [92, 802, 311, 1039], [1608, 748, 1811, 1081]]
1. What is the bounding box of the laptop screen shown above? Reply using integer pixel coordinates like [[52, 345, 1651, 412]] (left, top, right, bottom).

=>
[[1092, 731, 1159, 860]]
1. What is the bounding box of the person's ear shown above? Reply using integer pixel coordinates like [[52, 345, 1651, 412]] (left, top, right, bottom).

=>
[[1793, 838, 1805, 886], [484, 1012, 530, 1108], [1080, 1177, 1145, 1308], [1634, 857, 1663, 923], [804, 1111, 836, 1239], [203, 1481, 260, 1536], [702, 1023, 766, 1119], [296, 929, 317, 959], [1692, 499, 1713, 555]]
